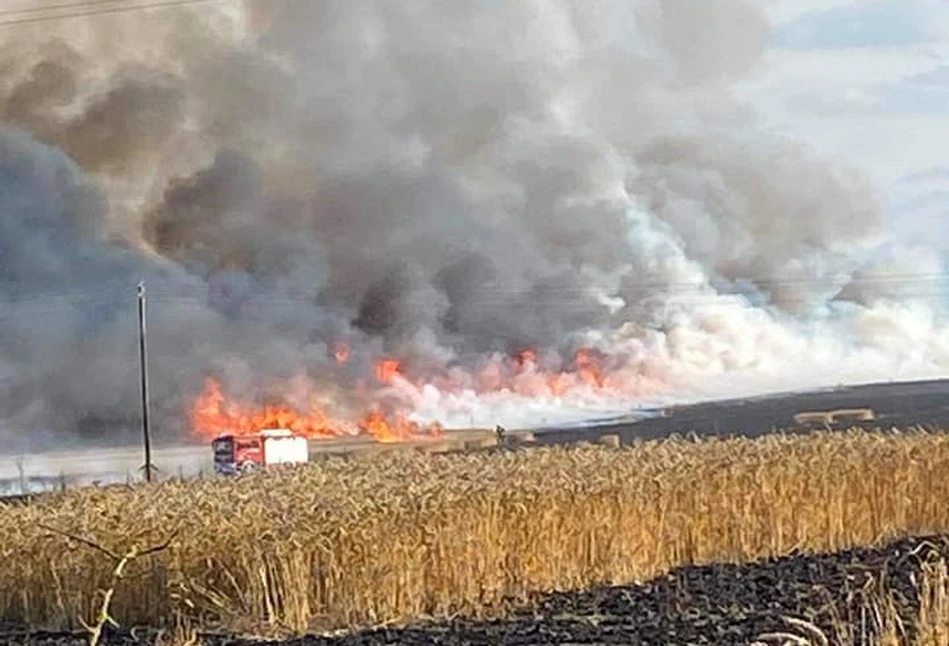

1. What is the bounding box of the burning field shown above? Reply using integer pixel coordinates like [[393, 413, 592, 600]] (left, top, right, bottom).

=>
[[0, 1, 948, 452], [188, 373, 446, 444], [3, 1, 949, 643], [187, 347, 620, 443]]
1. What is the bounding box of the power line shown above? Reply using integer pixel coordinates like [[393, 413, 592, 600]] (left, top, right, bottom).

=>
[[0, 0, 164, 17], [0, 0, 230, 27], [1, 271, 949, 311], [4, 291, 949, 324], [2, 273, 949, 305]]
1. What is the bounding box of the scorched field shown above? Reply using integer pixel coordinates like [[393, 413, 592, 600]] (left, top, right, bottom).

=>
[[4, 428, 949, 645]]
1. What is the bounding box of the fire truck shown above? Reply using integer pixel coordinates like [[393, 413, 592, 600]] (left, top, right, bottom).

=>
[[211, 429, 310, 475]]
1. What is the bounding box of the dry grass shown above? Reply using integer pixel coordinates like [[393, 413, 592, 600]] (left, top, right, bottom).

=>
[[4, 427, 949, 636], [914, 557, 949, 646], [756, 552, 949, 646]]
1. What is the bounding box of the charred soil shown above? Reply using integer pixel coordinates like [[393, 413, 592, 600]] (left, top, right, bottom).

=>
[[8, 534, 949, 646]]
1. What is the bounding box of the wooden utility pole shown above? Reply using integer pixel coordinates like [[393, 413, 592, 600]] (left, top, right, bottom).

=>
[[137, 282, 154, 483]]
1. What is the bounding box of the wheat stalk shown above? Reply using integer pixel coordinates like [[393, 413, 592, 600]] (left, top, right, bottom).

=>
[[2, 427, 949, 636]]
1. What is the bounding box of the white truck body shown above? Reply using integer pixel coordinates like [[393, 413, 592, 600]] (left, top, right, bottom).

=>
[[259, 429, 310, 466]]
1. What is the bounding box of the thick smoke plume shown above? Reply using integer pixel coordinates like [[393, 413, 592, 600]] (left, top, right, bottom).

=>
[[1, 0, 947, 449]]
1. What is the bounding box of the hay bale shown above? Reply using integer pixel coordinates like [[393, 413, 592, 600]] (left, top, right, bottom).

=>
[[504, 431, 536, 447], [416, 441, 454, 454], [794, 411, 832, 427], [829, 408, 876, 423], [599, 434, 621, 449], [466, 437, 499, 450]]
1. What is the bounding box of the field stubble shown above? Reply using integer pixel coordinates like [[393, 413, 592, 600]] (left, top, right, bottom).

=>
[[2, 428, 949, 637]]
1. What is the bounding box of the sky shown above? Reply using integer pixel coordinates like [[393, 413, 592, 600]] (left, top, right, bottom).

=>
[[747, 0, 949, 226]]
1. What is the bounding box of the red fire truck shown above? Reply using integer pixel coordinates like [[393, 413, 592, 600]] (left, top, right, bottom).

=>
[[211, 429, 310, 475]]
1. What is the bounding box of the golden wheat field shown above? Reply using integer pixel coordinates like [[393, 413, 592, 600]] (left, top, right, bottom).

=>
[[3, 427, 949, 637]]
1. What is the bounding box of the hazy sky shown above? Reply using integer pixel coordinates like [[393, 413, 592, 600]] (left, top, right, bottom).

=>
[[748, 0, 949, 217]]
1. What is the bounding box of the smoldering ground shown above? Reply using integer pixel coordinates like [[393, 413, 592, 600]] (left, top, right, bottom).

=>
[[0, 0, 947, 449]]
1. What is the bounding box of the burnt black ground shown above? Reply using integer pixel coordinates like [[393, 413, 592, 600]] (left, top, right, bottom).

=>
[[536, 377, 949, 444], [7, 534, 949, 646]]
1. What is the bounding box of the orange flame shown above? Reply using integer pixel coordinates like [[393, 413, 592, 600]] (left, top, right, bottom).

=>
[[333, 342, 350, 364], [189, 377, 440, 444], [374, 359, 402, 384], [575, 348, 607, 388], [359, 410, 443, 443], [190, 345, 622, 445]]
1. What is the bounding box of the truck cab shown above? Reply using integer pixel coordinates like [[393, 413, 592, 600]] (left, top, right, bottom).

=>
[[211, 429, 309, 476]]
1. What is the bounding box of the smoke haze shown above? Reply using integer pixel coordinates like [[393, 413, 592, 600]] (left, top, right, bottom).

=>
[[1, 0, 947, 449]]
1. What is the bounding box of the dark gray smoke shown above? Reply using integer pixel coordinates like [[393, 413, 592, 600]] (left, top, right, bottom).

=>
[[0, 0, 946, 448]]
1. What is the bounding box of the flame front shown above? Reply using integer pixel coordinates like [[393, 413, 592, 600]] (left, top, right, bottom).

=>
[[189, 374, 443, 444], [189, 346, 635, 444], [359, 410, 443, 443], [190, 377, 337, 438]]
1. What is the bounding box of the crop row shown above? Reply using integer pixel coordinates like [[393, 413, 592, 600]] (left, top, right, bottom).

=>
[[2, 428, 949, 636]]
